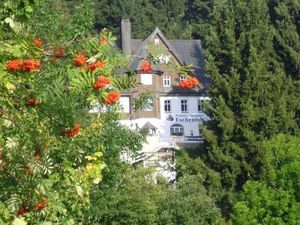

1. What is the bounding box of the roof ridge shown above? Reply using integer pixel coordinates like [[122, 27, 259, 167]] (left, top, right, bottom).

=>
[[170, 39, 201, 41]]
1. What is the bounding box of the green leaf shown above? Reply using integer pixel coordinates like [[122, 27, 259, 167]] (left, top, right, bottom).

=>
[[93, 177, 101, 184], [113, 74, 137, 90], [75, 185, 83, 197], [4, 18, 14, 28], [85, 156, 96, 161], [25, 5, 33, 13]]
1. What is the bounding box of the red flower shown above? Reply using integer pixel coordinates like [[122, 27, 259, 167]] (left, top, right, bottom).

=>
[[89, 60, 105, 71], [22, 59, 41, 72], [16, 206, 30, 216], [27, 98, 39, 106], [6, 60, 23, 71], [33, 38, 42, 48], [179, 76, 199, 89], [34, 199, 47, 211], [93, 76, 111, 89], [140, 60, 152, 73], [104, 91, 120, 105], [74, 53, 88, 67], [100, 35, 108, 45]]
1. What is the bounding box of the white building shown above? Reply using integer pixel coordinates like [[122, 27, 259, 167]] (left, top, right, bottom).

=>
[[117, 19, 209, 176]]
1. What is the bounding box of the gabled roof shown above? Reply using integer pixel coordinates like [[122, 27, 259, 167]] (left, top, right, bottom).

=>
[[117, 26, 210, 89], [140, 27, 184, 65]]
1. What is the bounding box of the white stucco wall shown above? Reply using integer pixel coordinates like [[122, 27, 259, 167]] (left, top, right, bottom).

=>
[[159, 96, 209, 138]]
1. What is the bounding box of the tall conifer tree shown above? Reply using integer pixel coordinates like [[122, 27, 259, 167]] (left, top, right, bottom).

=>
[[269, 0, 300, 126], [202, 0, 299, 190], [184, 0, 213, 39], [269, 0, 300, 79]]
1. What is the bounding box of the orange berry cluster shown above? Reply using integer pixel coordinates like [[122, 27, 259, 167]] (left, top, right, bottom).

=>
[[51, 47, 65, 61], [34, 199, 48, 211], [93, 76, 111, 90], [16, 199, 47, 216], [89, 61, 105, 71], [16, 205, 30, 216], [33, 38, 42, 48], [6, 59, 41, 72], [139, 60, 153, 73], [73, 53, 88, 67], [73, 53, 105, 71], [179, 76, 199, 89], [92, 76, 120, 106], [104, 91, 120, 105], [27, 98, 40, 106], [61, 123, 81, 138]]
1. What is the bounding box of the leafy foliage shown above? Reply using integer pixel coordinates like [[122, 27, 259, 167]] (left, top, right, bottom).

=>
[[28, 0, 94, 43], [231, 135, 300, 224], [0, 3, 143, 223], [158, 174, 225, 225], [113, 74, 137, 91]]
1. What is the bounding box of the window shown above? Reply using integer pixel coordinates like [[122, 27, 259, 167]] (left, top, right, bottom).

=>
[[119, 97, 130, 113], [141, 74, 152, 85], [180, 75, 186, 82], [198, 99, 202, 112], [164, 100, 171, 112], [163, 76, 171, 87], [170, 124, 184, 136], [181, 100, 188, 112]]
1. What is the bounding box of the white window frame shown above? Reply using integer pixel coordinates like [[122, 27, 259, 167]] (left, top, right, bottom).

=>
[[181, 100, 188, 112], [163, 76, 171, 87], [164, 100, 171, 112]]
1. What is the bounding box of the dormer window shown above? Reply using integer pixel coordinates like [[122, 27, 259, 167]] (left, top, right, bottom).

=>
[[163, 76, 171, 87]]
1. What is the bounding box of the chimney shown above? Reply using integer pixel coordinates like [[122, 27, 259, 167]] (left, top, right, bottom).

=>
[[121, 18, 131, 55]]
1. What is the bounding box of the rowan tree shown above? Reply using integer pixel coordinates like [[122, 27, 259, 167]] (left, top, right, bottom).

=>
[[0, 1, 139, 223]]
